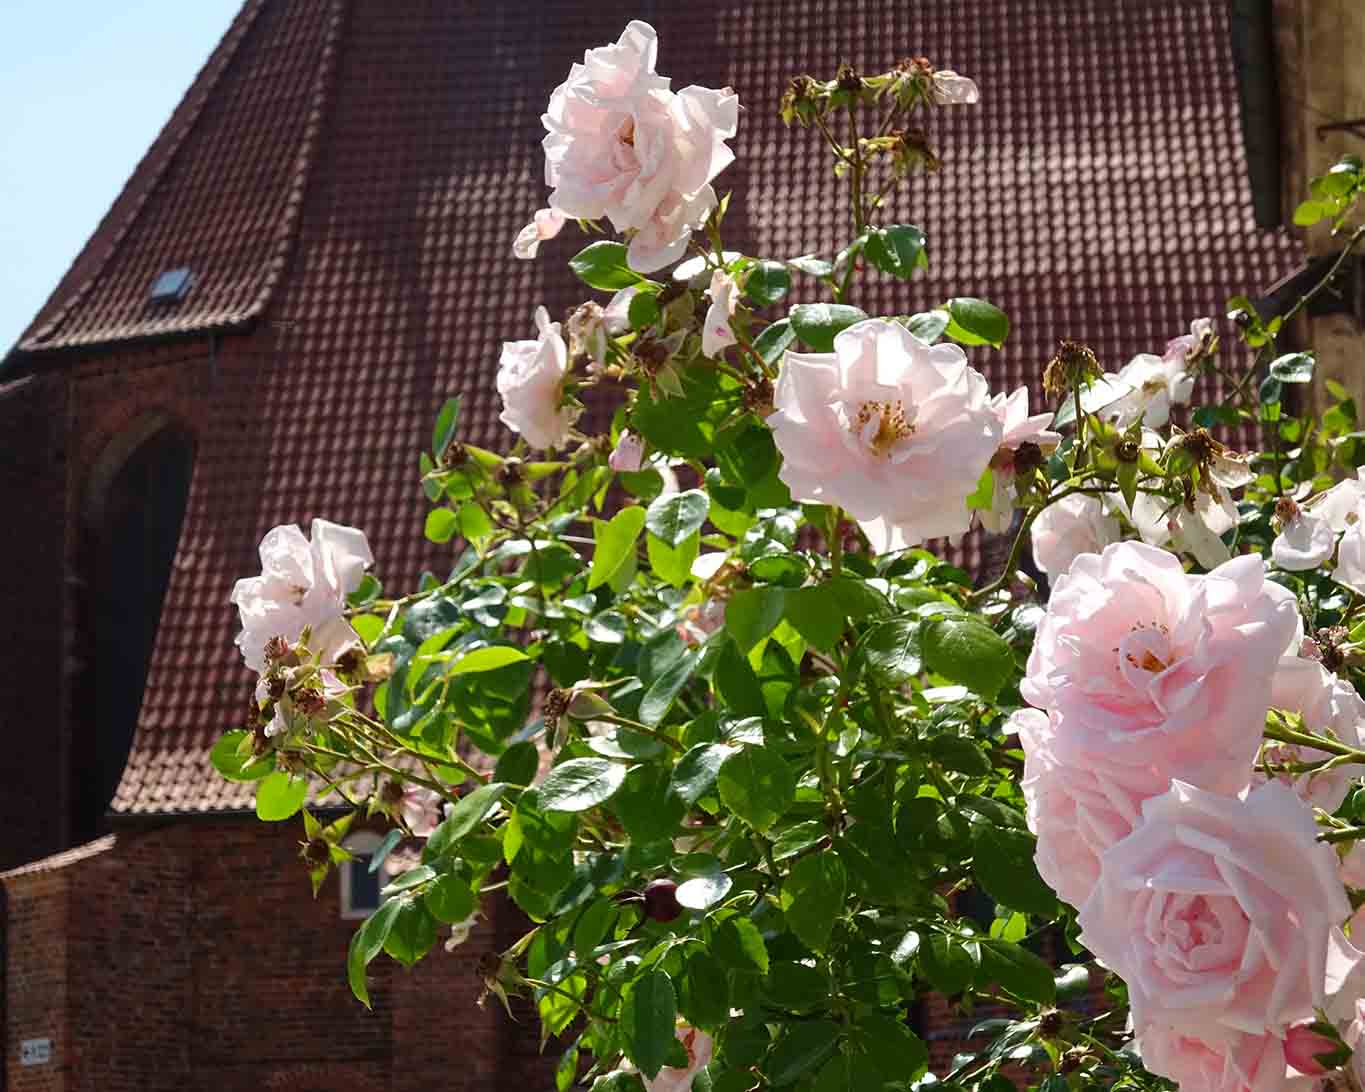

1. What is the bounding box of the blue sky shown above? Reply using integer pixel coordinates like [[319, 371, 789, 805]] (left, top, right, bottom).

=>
[[1, 1, 243, 353]]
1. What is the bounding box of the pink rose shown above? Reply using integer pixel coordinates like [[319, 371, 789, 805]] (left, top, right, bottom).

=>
[[1078, 780, 1349, 1039], [1284, 1024, 1339, 1076], [702, 269, 740, 357], [231, 519, 374, 672], [931, 70, 981, 105], [1140, 1027, 1296, 1092], [1029, 493, 1121, 580], [1253, 656, 1365, 813], [609, 430, 645, 472], [768, 318, 1001, 552], [497, 307, 576, 450], [540, 21, 739, 272], [511, 207, 565, 259], [991, 386, 1061, 454], [1014, 708, 1168, 909], [645, 1027, 713, 1092], [1022, 542, 1299, 794]]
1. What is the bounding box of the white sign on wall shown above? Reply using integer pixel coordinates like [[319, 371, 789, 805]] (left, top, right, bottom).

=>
[[20, 1038, 52, 1066]]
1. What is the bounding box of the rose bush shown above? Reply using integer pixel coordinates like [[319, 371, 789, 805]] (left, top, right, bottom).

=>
[[213, 23, 1365, 1092]]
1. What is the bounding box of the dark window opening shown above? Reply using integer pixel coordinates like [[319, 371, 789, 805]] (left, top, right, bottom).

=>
[[72, 425, 194, 843]]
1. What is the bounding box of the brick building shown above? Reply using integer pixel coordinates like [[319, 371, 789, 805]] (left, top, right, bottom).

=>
[[0, 1, 1301, 1088]]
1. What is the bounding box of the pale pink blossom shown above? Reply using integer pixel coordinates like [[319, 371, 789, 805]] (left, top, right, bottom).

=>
[[512, 208, 566, 259], [992, 387, 1061, 454], [1164, 316, 1217, 369], [645, 1027, 714, 1092], [1104, 351, 1197, 429], [497, 307, 576, 450], [400, 786, 444, 838], [702, 269, 740, 357], [1139, 1027, 1298, 1092], [1343, 1000, 1365, 1087], [1131, 484, 1239, 570], [931, 70, 980, 105], [540, 21, 739, 272], [1014, 708, 1167, 909], [1022, 542, 1300, 794], [1274, 473, 1365, 572], [1029, 493, 1121, 580], [1078, 780, 1349, 1039], [609, 431, 645, 472], [978, 388, 1062, 534], [1253, 656, 1365, 812], [232, 520, 374, 673], [768, 318, 1001, 552]]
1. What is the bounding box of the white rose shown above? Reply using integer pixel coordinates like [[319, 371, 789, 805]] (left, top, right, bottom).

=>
[[497, 307, 576, 450]]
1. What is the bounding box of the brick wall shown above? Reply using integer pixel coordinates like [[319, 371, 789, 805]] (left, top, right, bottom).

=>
[[2, 820, 557, 1092]]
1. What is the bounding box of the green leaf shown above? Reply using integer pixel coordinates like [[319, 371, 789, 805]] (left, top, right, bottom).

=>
[[746, 260, 793, 307], [622, 970, 678, 1079], [906, 309, 949, 343], [788, 303, 868, 352], [754, 319, 797, 365], [725, 586, 786, 652], [680, 950, 730, 1026], [1270, 352, 1315, 383], [255, 771, 308, 821], [1055, 964, 1091, 1000], [1259, 374, 1283, 406], [788, 254, 834, 278], [858, 618, 923, 685], [782, 853, 847, 953], [381, 864, 437, 896], [494, 741, 540, 786], [671, 743, 734, 805], [383, 896, 438, 967], [677, 872, 733, 910], [714, 917, 769, 974], [647, 529, 699, 588], [856, 1011, 928, 1083], [921, 616, 1013, 699], [918, 935, 975, 995], [628, 290, 661, 330], [424, 873, 476, 923], [448, 645, 530, 675], [426, 782, 508, 856], [973, 826, 1055, 916], [611, 765, 687, 842], [768, 1020, 840, 1086], [765, 961, 828, 1012], [646, 489, 710, 547], [639, 647, 702, 725], [347, 896, 405, 1006], [570, 241, 642, 291], [717, 746, 795, 832], [714, 638, 767, 717], [782, 584, 845, 652], [573, 897, 616, 960], [210, 730, 272, 783], [432, 395, 461, 457], [540, 758, 628, 812], [773, 820, 826, 860], [424, 507, 459, 543], [944, 297, 1009, 349], [978, 939, 1057, 1003], [589, 507, 647, 590], [1294, 198, 1337, 227], [864, 224, 927, 280]]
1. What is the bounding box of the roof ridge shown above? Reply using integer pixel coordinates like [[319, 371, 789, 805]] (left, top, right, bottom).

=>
[[238, 0, 350, 331], [15, 0, 352, 358], [18, 0, 270, 353]]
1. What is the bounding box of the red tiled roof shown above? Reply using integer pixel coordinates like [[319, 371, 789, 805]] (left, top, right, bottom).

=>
[[8, 0, 1300, 814]]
